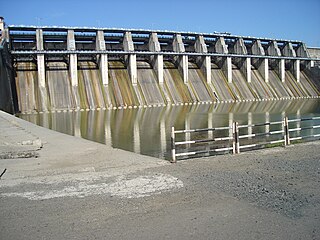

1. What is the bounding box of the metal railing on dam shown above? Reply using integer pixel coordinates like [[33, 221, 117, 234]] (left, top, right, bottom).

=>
[[171, 116, 320, 162], [1, 21, 320, 114]]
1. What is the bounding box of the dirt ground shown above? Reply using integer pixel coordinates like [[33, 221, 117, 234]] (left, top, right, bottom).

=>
[[0, 111, 320, 240]]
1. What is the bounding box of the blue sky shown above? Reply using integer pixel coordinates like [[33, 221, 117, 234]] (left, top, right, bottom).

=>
[[2, 0, 320, 47]]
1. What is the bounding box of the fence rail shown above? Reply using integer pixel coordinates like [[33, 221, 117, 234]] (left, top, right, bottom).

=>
[[170, 116, 320, 162]]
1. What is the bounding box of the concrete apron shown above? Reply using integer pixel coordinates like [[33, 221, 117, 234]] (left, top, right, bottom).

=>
[[0, 110, 181, 200]]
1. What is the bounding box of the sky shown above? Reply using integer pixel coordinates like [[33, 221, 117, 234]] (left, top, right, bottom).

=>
[[2, 0, 320, 47]]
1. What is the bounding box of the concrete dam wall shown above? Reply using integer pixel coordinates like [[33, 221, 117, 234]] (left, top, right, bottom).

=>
[[1, 21, 320, 113], [0, 40, 16, 113]]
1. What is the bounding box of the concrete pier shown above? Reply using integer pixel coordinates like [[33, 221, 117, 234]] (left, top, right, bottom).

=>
[[67, 30, 78, 87], [251, 40, 269, 82], [215, 37, 232, 83], [67, 30, 80, 109], [283, 42, 300, 82], [296, 43, 312, 69], [148, 33, 164, 84], [96, 30, 108, 85], [234, 38, 251, 83], [36, 29, 48, 111], [195, 35, 211, 84], [268, 41, 285, 82], [173, 34, 188, 84], [123, 32, 137, 85]]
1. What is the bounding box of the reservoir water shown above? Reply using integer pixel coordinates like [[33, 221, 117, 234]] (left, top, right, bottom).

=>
[[19, 99, 320, 160]]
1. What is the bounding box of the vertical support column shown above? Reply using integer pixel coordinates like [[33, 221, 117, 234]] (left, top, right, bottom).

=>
[[267, 41, 285, 82], [96, 30, 108, 85], [245, 58, 251, 83], [283, 42, 299, 82], [148, 32, 163, 84], [123, 32, 137, 85], [67, 29, 80, 109], [234, 38, 251, 83], [293, 59, 300, 82], [173, 34, 188, 84], [279, 59, 285, 83], [67, 30, 78, 87], [215, 37, 232, 83], [194, 35, 211, 84], [251, 40, 269, 82], [36, 28, 48, 111], [224, 57, 232, 83]]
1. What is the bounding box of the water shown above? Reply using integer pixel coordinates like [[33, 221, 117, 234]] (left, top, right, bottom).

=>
[[19, 99, 320, 160]]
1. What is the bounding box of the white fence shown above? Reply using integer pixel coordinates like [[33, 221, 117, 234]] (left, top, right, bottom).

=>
[[171, 116, 320, 162]]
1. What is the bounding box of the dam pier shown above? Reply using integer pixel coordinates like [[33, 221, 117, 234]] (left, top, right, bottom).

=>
[[1, 17, 320, 114]]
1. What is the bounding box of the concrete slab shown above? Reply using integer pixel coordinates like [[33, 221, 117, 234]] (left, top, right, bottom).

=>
[[0, 110, 168, 180]]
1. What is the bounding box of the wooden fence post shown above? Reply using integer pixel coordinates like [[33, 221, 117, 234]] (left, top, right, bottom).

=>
[[233, 122, 240, 154], [171, 127, 176, 163], [283, 117, 290, 146]]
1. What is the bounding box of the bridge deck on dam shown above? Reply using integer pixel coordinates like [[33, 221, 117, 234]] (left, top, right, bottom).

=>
[[1, 24, 320, 113]]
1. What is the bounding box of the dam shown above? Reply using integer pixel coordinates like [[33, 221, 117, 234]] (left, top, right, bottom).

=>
[[0, 17, 320, 114], [1, 17, 320, 159]]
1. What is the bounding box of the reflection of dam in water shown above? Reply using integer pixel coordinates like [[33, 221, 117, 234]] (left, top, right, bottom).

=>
[[0, 20, 319, 114], [19, 99, 320, 160]]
